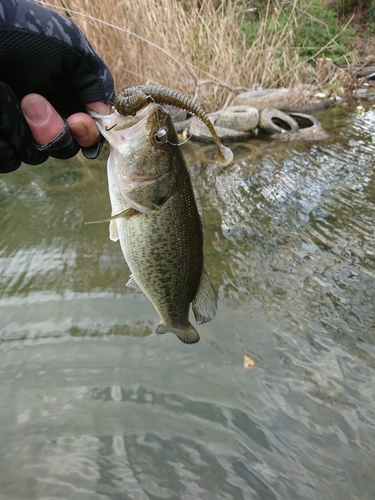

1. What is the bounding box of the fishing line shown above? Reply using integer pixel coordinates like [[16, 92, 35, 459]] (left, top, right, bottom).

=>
[[34, 1, 196, 89]]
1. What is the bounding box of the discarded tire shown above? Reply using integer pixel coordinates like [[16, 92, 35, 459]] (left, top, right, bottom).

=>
[[173, 117, 193, 133], [259, 108, 299, 135], [166, 106, 187, 122], [282, 98, 336, 114], [232, 89, 291, 111], [286, 112, 321, 129], [189, 116, 252, 143], [214, 106, 259, 131]]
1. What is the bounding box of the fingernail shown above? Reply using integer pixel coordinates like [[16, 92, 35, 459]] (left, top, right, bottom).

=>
[[22, 96, 49, 124], [87, 102, 113, 115]]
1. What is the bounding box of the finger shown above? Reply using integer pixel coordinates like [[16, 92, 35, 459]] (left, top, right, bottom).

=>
[[86, 102, 112, 115], [78, 102, 112, 159], [21, 94, 64, 147], [67, 112, 100, 148], [67, 101, 112, 148], [21, 94, 80, 160]]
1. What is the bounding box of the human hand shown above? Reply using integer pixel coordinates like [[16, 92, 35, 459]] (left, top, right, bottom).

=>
[[21, 95, 112, 150], [0, 0, 115, 173]]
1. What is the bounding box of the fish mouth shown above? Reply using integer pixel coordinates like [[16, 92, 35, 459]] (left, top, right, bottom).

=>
[[90, 103, 157, 145], [112, 103, 157, 136]]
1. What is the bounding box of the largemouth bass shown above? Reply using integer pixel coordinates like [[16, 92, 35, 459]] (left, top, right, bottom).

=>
[[91, 103, 217, 344]]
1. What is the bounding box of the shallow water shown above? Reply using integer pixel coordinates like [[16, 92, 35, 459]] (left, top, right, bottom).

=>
[[0, 103, 374, 499]]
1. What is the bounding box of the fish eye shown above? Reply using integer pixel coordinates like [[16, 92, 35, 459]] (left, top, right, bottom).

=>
[[154, 128, 168, 144]]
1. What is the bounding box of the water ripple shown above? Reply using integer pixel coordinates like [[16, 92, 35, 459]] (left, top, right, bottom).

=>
[[1, 104, 375, 499]]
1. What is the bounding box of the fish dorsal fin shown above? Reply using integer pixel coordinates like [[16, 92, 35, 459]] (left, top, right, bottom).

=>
[[126, 274, 143, 292], [192, 268, 217, 324]]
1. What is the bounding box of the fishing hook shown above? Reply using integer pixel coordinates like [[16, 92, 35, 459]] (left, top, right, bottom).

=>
[[167, 135, 192, 147], [153, 101, 191, 147]]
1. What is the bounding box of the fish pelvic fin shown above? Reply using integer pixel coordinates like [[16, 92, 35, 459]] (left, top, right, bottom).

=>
[[156, 323, 200, 344], [192, 268, 217, 324]]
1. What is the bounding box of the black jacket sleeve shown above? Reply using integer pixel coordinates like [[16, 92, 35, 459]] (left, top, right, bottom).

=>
[[0, 0, 115, 173]]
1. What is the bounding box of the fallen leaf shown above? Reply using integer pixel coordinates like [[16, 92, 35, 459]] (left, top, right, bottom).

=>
[[243, 354, 255, 369]]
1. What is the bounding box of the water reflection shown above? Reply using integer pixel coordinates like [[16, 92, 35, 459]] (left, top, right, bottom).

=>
[[1, 104, 375, 499]]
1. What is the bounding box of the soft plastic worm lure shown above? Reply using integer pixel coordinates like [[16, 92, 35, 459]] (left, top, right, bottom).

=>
[[114, 84, 233, 166]]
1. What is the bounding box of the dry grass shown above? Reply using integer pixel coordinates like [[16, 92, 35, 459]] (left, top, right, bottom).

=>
[[38, 0, 334, 110]]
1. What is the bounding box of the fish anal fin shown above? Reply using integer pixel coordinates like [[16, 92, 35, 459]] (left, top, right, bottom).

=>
[[192, 268, 217, 324], [156, 323, 200, 344]]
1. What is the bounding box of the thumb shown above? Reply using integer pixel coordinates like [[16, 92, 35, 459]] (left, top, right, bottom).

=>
[[21, 94, 65, 146]]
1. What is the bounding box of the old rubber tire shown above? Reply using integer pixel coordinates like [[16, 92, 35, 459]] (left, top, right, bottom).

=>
[[259, 108, 299, 135], [173, 117, 193, 133], [232, 89, 291, 111], [166, 105, 187, 122], [189, 116, 252, 143], [286, 112, 321, 129], [214, 106, 259, 131]]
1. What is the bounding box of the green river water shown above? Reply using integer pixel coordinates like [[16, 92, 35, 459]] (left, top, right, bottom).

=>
[[0, 103, 374, 499]]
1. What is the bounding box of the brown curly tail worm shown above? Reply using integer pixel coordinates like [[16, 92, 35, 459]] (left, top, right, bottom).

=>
[[114, 85, 233, 166]]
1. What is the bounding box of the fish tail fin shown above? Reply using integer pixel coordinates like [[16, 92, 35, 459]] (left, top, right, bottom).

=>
[[155, 323, 200, 344]]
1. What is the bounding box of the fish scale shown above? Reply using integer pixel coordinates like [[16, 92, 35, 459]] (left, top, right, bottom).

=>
[[120, 171, 203, 329]]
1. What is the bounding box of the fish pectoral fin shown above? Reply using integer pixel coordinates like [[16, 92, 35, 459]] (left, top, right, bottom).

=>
[[84, 208, 135, 225], [126, 274, 143, 292], [192, 268, 217, 324], [156, 323, 200, 344], [85, 208, 137, 242]]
